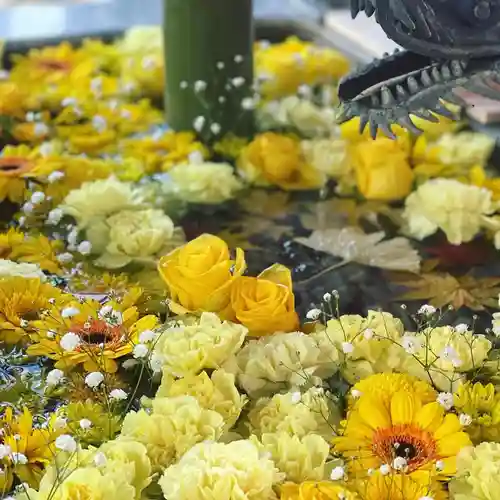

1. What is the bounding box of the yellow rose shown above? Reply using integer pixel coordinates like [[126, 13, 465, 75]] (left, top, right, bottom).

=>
[[89, 208, 180, 269], [158, 234, 246, 319], [349, 138, 414, 201], [168, 162, 243, 204], [230, 264, 299, 335], [238, 132, 325, 190]]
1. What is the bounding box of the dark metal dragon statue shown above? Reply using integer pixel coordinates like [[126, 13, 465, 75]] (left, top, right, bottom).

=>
[[337, 0, 500, 137]]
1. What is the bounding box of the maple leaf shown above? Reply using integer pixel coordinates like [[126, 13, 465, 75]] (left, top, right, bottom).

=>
[[388, 270, 500, 310], [295, 227, 421, 272]]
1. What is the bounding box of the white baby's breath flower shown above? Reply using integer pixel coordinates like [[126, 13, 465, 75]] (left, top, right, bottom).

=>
[[193, 115, 206, 132], [330, 466, 345, 481], [79, 419, 92, 430], [10, 452, 27, 465], [46, 369, 64, 387], [133, 343, 149, 359], [363, 328, 374, 340], [379, 464, 391, 475], [47, 208, 63, 225], [454, 323, 469, 334], [418, 304, 437, 315], [392, 457, 407, 470], [57, 252, 73, 264], [60, 332, 81, 352], [435, 460, 445, 471], [93, 451, 107, 467], [55, 434, 77, 453], [61, 307, 80, 318], [194, 80, 207, 92], [306, 308, 321, 320], [0, 445, 11, 459], [122, 359, 139, 370], [31, 191, 45, 204], [85, 371, 104, 389], [437, 392, 454, 410], [351, 389, 362, 399], [459, 413, 472, 426], [77, 241, 92, 255], [290, 392, 301, 404], [109, 389, 128, 401], [401, 334, 422, 354], [139, 329, 157, 343], [342, 342, 354, 354]]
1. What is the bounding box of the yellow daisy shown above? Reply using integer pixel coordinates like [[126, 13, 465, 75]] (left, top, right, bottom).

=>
[[0, 406, 64, 489], [121, 130, 209, 173], [28, 292, 158, 372], [0, 277, 69, 344], [355, 471, 448, 500], [280, 481, 358, 500], [334, 388, 471, 477], [0, 145, 39, 204]]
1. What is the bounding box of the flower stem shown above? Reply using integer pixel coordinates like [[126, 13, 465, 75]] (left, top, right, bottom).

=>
[[295, 260, 350, 287]]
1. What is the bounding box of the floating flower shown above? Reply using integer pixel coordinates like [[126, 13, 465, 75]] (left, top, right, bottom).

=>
[[334, 386, 471, 477], [87, 208, 180, 269], [152, 312, 247, 378], [167, 162, 243, 204], [121, 395, 224, 471], [247, 388, 338, 440], [159, 439, 282, 500], [230, 264, 299, 335], [450, 442, 500, 500], [0, 277, 68, 344], [158, 234, 246, 319], [28, 294, 158, 372], [156, 369, 247, 431], [403, 179, 495, 244], [349, 137, 414, 201], [454, 382, 500, 443], [238, 132, 326, 190], [224, 329, 339, 397], [280, 481, 358, 500]]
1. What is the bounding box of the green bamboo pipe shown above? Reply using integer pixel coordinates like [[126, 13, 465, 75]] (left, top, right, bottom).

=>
[[163, 0, 255, 140]]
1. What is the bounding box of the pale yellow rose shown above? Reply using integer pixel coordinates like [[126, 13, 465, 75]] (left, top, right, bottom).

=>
[[61, 177, 143, 228], [403, 178, 495, 244], [230, 264, 299, 335], [120, 395, 224, 471], [256, 432, 330, 483], [158, 233, 246, 319], [168, 162, 243, 204], [257, 96, 337, 137], [224, 330, 339, 397], [157, 369, 247, 431], [349, 137, 414, 201], [160, 440, 282, 500], [301, 138, 349, 178], [238, 132, 326, 190], [88, 208, 179, 269], [152, 312, 247, 377], [0, 259, 46, 280]]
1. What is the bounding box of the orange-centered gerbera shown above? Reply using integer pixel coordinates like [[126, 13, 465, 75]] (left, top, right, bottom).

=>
[[334, 382, 472, 477]]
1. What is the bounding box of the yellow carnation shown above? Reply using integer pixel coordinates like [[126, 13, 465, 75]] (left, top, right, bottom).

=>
[[450, 442, 500, 500], [61, 177, 143, 228], [120, 395, 224, 471], [301, 138, 349, 178], [159, 440, 282, 500], [247, 387, 339, 440], [405, 326, 491, 391], [167, 162, 243, 204], [224, 330, 339, 397], [157, 369, 247, 431], [152, 312, 247, 377], [257, 432, 329, 483], [403, 178, 494, 244], [99, 440, 151, 498], [87, 208, 181, 269], [324, 310, 405, 383]]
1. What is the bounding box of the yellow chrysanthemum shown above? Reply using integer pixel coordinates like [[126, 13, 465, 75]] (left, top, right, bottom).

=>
[[348, 373, 437, 410], [280, 481, 358, 500], [121, 130, 209, 173], [28, 292, 158, 372], [1, 229, 64, 275], [454, 382, 500, 443], [0, 144, 40, 203], [0, 406, 64, 489], [355, 471, 447, 500], [0, 276, 69, 344], [334, 387, 471, 477]]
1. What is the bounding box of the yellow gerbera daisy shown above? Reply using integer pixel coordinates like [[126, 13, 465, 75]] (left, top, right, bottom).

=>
[[121, 130, 209, 174], [1, 406, 64, 489], [28, 293, 158, 372], [280, 481, 358, 500], [348, 373, 437, 409], [334, 389, 471, 477], [2, 229, 64, 275], [355, 471, 448, 500], [0, 145, 40, 203], [0, 277, 69, 344]]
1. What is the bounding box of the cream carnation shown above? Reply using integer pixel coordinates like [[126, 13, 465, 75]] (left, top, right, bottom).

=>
[[159, 440, 282, 500], [157, 369, 247, 431], [403, 179, 495, 244], [120, 395, 224, 471], [0, 259, 46, 281], [431, 132, 495, 166], [247, 387, 339, 439], [301, 138, 350, 178], [224, 330, 339, 397], [256, 432, 330, 483], [167, 162, 243, 204], [153, 313, 247, 377], [450, 442, 500, 499], [61, 177, 143, 228]]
